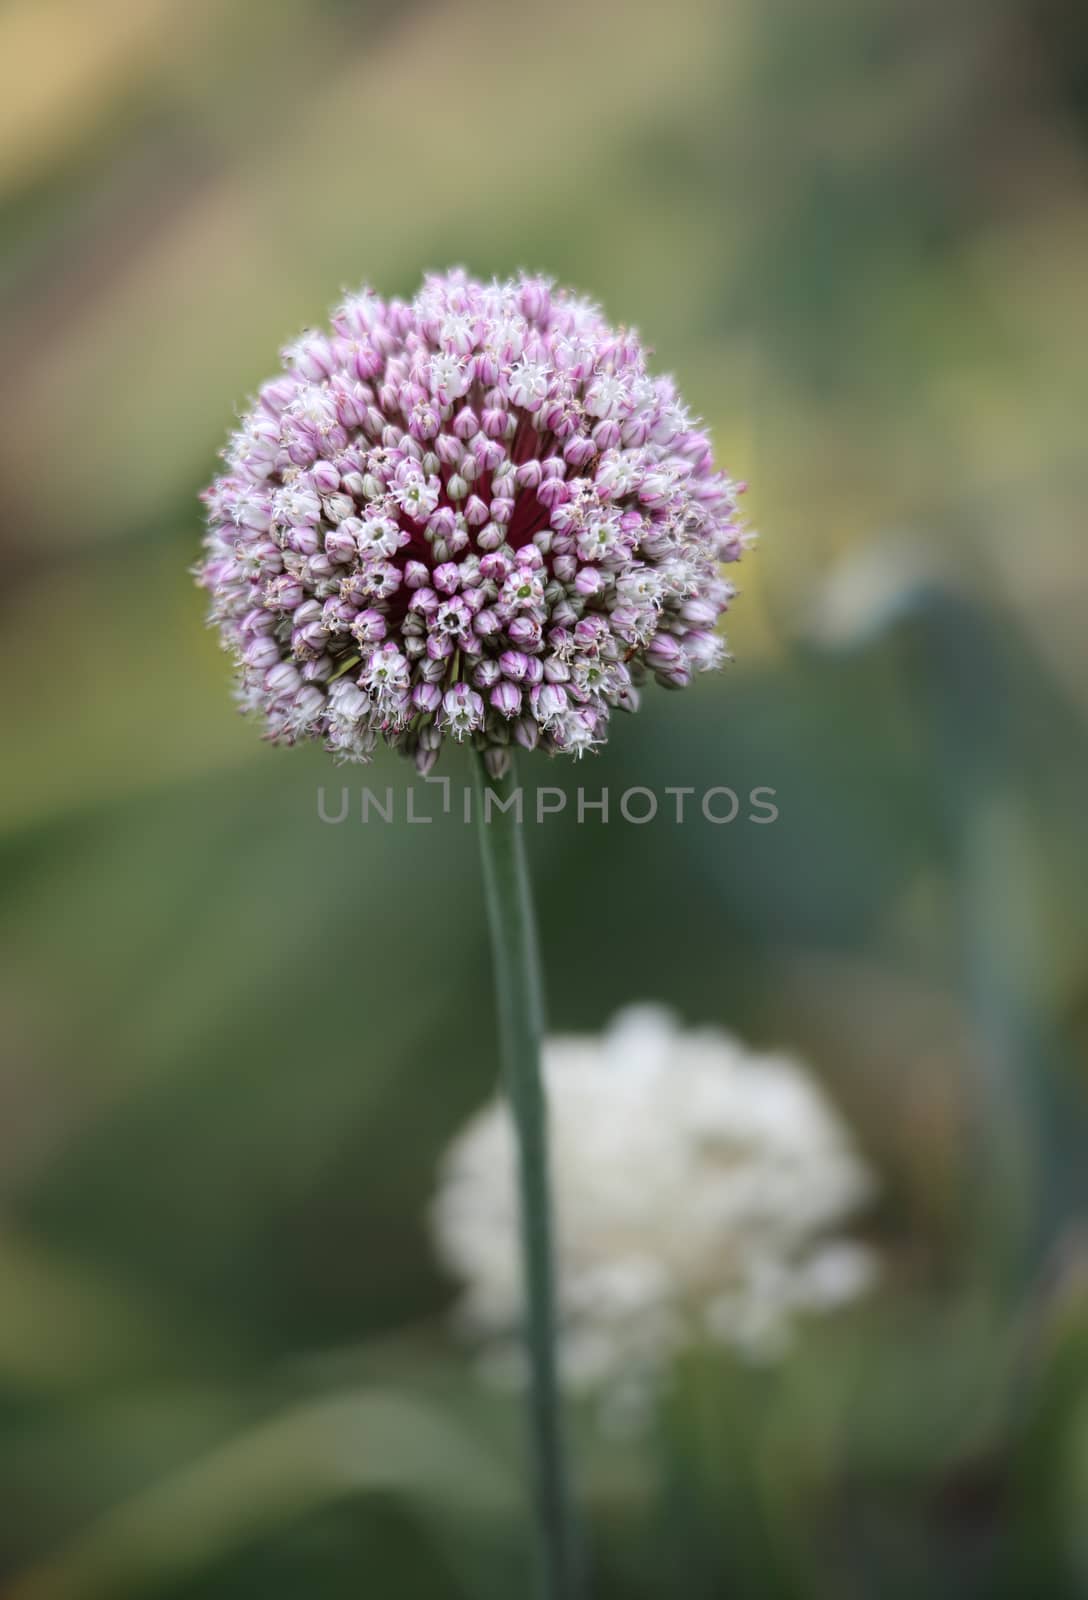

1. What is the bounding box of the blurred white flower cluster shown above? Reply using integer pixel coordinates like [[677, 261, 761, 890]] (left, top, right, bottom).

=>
[[432, 1005, 876, 1413]]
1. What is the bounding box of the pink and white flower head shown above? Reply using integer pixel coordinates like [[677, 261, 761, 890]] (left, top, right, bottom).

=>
[[197, 271, 752, 774]]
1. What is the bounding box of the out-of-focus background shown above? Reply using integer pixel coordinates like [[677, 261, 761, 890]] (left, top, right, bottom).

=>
[[2, 0, 1087, 1595]]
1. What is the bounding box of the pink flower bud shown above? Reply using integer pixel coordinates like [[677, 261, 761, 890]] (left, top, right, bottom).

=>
[[426, 506, 457, 541], [514, 716, 539, 751], [508, 616, 542, 650], [492, 681, 522, 718], [680, 596, 718, 626], [311, 460, 340, 495], [265, 661, 301, 697], [350, 609, 387, 644], [476, 522, 505, 552], [480, 552, 512, 583], [433, 562, 460, 594], [325, 527, 358, 563], [645, 633, 683, 670], [537, 477, 570, 511], [412, 681, 442, 714], [242, 606, 276, 637], [245, 635, 281, 669], [543, 655, 571, 684], [564, 436, 597, 470], [264, 574, 304, 610], [534, 683, 569, 721], [500, 650, 530, 682]]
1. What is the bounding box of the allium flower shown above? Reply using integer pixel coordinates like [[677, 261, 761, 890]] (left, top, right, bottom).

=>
[[197, 271, 750, 774], [432, 1007, 876, 1412]]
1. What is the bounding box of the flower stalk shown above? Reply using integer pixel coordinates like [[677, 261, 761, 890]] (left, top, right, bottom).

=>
[[472, 749, 582, 1600]]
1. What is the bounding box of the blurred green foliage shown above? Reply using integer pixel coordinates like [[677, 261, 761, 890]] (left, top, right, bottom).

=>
[[1, 0, 1086, 1594]]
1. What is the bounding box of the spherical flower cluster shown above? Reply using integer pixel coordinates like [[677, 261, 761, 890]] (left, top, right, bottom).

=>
[[197, 271, 750, 773], [432, 1006, 876, 1414]]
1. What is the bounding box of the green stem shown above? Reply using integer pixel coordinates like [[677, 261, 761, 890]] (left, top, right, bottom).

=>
[[471, 750, 583, 1600]]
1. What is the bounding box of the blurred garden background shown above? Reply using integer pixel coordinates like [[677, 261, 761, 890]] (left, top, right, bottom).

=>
[[2, 0, 1087, 1594]]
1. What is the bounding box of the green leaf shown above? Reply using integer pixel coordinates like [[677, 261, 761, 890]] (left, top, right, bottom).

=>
[[10, 1388, 522, 1600]]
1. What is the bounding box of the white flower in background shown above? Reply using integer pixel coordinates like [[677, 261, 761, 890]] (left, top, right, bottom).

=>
[[432, 1005, 877, 1415]]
